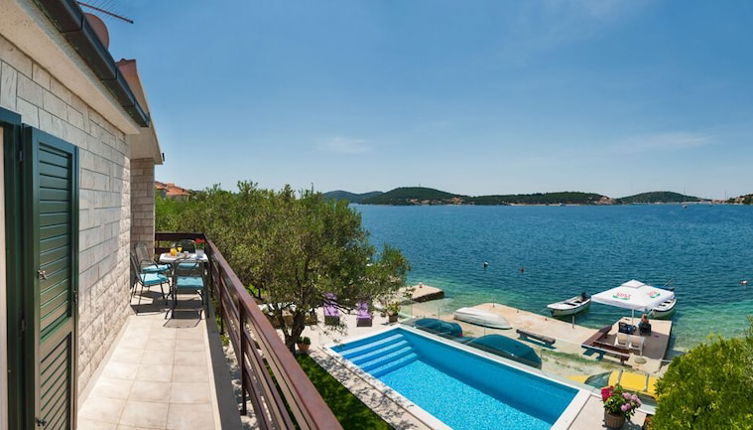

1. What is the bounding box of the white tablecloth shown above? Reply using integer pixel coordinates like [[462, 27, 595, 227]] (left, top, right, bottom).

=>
[[158, 252, 209, 264]]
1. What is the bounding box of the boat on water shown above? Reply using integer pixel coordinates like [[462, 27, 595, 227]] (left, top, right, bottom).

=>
[[547, 293, 591, 317], [651, 296, 677, 319], [453, 307, 512, 329], [465, 335, 542, 368]]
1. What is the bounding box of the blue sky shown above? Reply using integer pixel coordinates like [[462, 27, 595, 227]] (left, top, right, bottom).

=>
[[105, 0, 753, 199]]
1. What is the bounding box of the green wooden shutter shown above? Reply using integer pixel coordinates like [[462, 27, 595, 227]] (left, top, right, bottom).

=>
[[23, 127, 79, 430]]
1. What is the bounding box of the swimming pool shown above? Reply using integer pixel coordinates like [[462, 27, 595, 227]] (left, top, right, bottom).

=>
[[330, 326, 586, 430]]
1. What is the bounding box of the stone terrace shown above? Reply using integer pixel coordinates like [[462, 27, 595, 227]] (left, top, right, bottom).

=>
[[77, 291, 240, 430]]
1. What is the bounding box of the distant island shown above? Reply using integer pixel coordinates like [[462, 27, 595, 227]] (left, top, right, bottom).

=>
[[324, 187, 710, 206], [321, 190, 384, 204], [617, 191, 704, 204]]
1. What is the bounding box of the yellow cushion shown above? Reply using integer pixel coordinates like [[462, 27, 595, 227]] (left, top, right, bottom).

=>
[[567, 375, 590, 384], [619, 371, 648, 393], [645, 375, 658, 397]]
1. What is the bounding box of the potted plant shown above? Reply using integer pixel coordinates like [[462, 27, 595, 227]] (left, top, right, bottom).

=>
[[601, 384, 641, 429], [386, 302, 401, 323], [296, 336, 311, 354], [195, 238, 206, 257]]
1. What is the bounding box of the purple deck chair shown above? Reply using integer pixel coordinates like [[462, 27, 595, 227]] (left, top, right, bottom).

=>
[[324, 293, 340, 325], [356, 301, 373, 327]]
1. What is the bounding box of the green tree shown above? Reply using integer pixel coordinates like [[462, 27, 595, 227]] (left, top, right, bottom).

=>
[[651, 320, 753, 430], [158, 182, 410, 352]]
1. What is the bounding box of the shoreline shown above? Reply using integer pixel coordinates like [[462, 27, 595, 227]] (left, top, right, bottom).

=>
[[354, 201, 735, 207]]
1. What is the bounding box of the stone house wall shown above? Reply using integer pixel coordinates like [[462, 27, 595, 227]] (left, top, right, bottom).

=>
[[0, 34, 132, 394], [130, 158, 156, 257]]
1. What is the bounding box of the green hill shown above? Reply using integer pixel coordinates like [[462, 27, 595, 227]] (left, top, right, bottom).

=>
[[469, 192, 612, 205], [727, 194, 753, 205], [618, 191, 704, 204], [361, 187, 467, 205], [323, 190, 383, 203]]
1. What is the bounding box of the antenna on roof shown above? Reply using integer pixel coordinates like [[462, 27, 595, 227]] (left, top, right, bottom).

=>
[[77, 1, 134, 24]]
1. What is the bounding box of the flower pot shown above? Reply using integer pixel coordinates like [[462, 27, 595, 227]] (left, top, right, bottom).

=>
[[296, 343, 310, 354], [604, 411, 626, 429], [388, 314, 398, 323]]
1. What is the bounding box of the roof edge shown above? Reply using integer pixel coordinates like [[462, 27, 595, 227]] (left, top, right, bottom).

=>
[[32, 0, 150, 127]]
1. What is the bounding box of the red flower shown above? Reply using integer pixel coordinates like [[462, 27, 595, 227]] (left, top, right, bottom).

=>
[[601, 386, 614, 402], [195, 239, 206, 244]]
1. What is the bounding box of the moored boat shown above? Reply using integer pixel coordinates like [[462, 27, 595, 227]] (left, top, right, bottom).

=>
[[547, 293, 591, 317], [651, 296, 677, 319], [453, 307, 512, 329]]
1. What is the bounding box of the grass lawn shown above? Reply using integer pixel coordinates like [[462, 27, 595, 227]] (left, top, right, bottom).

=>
[[296, 354, 391, 430]]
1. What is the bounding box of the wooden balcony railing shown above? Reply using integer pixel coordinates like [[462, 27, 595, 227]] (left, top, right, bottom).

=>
[[155, 232, 342, 430]]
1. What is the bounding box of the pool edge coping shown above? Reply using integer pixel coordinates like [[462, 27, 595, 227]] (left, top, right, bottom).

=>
[[320, 325, 451, 430], [324, 324, 592, 429]]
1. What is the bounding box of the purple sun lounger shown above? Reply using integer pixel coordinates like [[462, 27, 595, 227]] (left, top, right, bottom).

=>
[[356, 301, 373, 327], [324, 293, 340, 325]]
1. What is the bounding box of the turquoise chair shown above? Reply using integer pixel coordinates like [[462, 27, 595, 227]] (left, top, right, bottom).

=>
[[130, 254, 169, 311], [134, 242, 170, 274], [169, 257, 206, 318]]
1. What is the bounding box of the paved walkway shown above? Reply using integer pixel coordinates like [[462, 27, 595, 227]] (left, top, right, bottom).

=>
[[78, 294, 222, 430]]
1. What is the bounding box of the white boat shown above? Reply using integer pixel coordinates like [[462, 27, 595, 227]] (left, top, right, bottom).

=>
[[547, 294, 591, 317], [453, 307, 512, 329], [651, 297, 677, 319]]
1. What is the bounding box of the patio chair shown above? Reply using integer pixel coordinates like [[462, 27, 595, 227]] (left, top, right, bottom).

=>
[[356, 301, 373, 327], [639, 320, 652, 335], [134, 242, 170, 274], [628, 335, 644, 355], [323, 293, 340, 325], [169, 257, 206, 319], [130, 254, 169, 309], [616, 332, 629, 348]]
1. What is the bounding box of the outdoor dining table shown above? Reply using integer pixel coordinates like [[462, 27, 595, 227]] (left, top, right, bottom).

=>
[[158, 252, 209, 264]]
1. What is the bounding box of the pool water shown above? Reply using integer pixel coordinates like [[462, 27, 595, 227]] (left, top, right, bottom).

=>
[[332, 327, 578, 430]]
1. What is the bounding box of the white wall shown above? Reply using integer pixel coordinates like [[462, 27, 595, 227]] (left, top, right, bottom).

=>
[[0, 127, 8, 430]]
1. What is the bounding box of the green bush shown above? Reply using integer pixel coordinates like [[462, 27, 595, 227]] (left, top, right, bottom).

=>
[[296, 355, 390, 429], [651, 321, 753, 429]]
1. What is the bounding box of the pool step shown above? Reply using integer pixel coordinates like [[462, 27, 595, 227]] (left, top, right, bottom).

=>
[[360, 346, 414, 372], [339, 334, 405, 359], [349, 340, 410, 365], [369, 352, 419, 378]]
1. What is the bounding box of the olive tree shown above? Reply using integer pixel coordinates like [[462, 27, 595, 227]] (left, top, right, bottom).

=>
[[165, 182, 410, 352]]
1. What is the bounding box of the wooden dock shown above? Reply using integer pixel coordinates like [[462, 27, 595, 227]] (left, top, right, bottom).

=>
[[401, 283, 444, 303]]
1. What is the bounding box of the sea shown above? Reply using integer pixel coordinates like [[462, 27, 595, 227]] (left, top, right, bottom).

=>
[[356, 203, 753, 351]]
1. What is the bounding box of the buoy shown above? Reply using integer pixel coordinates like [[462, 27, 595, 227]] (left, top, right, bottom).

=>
[[483, 261, 489, 268], [519, 266, 525, 273], [741, 280, 749, 286]]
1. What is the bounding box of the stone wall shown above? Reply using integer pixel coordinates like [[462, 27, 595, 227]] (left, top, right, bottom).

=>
[[130, 158, 156, 257], [0, 34, 132, 395]]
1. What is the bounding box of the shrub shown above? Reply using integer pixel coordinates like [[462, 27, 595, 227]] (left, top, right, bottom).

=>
[[651, 321, 753, 429]]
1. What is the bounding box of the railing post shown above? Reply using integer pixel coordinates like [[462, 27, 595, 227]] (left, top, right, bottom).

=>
[[239, 297, 247, 416], [217, 264, 224, 335]]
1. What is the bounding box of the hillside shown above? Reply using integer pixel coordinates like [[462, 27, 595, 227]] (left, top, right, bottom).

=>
[[727, 194, 753, 205], [328, 187, 714, 206], [618, 191, 704, 204], [469, 192, 613, 205], [361, 187, 467, 205], [323, 190, 383, 203]]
